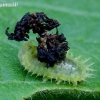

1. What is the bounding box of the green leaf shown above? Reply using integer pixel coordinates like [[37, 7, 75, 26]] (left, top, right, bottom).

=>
[[0, 0, 100, 100]]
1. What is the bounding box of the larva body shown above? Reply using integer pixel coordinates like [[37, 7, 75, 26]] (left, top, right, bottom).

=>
[[5, 12, 94, 86], [18, 41, 93, 85]]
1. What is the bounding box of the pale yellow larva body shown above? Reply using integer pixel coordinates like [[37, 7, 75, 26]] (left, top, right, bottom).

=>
[[18, 41, 94, 86]]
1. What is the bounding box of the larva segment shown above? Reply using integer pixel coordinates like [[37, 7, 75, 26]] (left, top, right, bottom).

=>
[[18, 41, 94, 86]]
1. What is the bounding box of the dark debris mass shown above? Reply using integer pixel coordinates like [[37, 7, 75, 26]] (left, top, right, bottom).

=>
[[5, 12, 70, 68]]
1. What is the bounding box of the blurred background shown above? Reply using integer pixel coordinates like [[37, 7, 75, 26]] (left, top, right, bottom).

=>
[[1, 0, 100, 51], [0, 0, 100, 100], [1, 0, 100, 41]]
